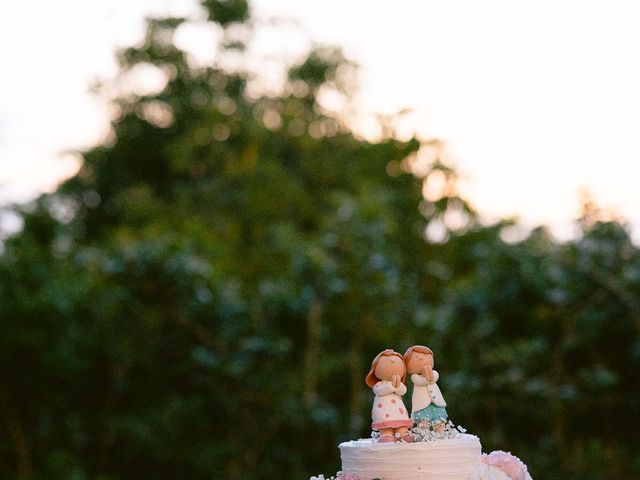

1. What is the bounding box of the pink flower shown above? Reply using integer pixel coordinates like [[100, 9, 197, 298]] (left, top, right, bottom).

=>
[[481, 451, 529, 480]]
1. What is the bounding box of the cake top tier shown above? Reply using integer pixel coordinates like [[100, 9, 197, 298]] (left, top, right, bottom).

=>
[[340, 434, 481, 480]]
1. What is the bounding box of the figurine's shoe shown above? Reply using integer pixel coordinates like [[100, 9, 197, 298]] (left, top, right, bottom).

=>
[[378, 435, 395, 443], [400, 434, 415, 443]]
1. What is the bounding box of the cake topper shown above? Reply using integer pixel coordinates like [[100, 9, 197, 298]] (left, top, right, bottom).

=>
[[403, 345, 448, 432], [365, 349, 414, 443]]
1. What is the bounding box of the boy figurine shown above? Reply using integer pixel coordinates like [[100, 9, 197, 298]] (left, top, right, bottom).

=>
[[403, 345, 448, 432]]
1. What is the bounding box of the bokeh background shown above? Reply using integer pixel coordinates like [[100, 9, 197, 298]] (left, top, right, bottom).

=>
[[1, 1, 639, 479]]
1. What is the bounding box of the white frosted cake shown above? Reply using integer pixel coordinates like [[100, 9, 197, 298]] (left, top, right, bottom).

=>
[[339, 434, 482, 480]]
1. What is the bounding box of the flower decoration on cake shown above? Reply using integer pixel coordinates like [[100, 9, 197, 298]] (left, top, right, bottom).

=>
[[469, 451, 533, 480], [335, 473, 362, 480], [365, 349, 414, 442], [309, 472, 362, 480]]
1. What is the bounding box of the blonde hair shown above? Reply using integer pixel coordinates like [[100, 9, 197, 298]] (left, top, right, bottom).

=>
[[402, 345, 434, 365], [365, 349, 406, 388]]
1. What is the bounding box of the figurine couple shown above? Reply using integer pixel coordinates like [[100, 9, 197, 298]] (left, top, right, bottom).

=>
[[365, 346, 448, 443]]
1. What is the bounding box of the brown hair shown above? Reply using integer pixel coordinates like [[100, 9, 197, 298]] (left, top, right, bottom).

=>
[[402, 345, 434, 365], [365, 349, 406, 388]]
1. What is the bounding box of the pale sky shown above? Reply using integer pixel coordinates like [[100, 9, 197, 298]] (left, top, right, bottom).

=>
[[2, 0, 640, 240]]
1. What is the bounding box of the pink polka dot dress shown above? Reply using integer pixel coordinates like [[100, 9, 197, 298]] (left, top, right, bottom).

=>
[[370, 381, 413, 430]]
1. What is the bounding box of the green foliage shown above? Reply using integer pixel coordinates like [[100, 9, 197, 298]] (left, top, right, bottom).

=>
[[201, 0, 250, 27], [1, 3, 638, 480]]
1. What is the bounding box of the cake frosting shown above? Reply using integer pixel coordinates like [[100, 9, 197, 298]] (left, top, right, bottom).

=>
[[339, 434, 482, 480]]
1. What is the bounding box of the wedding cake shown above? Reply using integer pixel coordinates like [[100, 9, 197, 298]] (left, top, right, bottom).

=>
[[310, 346, 532, 480]]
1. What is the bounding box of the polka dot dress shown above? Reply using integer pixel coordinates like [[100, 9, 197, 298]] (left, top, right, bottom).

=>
[[371, 381, 413, 430]]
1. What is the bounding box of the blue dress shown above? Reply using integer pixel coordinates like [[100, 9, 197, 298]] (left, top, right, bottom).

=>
[[413, 403, 448, 423]]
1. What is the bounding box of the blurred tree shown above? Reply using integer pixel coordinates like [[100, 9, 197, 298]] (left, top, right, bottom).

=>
[[1, 1, 639, 480]]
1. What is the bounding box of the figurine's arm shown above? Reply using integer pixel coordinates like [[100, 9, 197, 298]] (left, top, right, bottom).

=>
[[411, 373, 428, 386], [429, 370, 440, 384], [394, 382, 407, 396], [428, 371, 447, 406], [372, 381, 395, 396]]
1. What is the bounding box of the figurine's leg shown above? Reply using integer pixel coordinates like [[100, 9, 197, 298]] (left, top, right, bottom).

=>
[[418, 418, 430, 429], [396, 426, 414, 443], [378, 428, 395, 443]]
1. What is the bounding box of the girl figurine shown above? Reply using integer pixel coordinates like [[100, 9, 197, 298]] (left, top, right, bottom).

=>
[[365, 349, 414, 443], [403, 345, 448, 432]]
